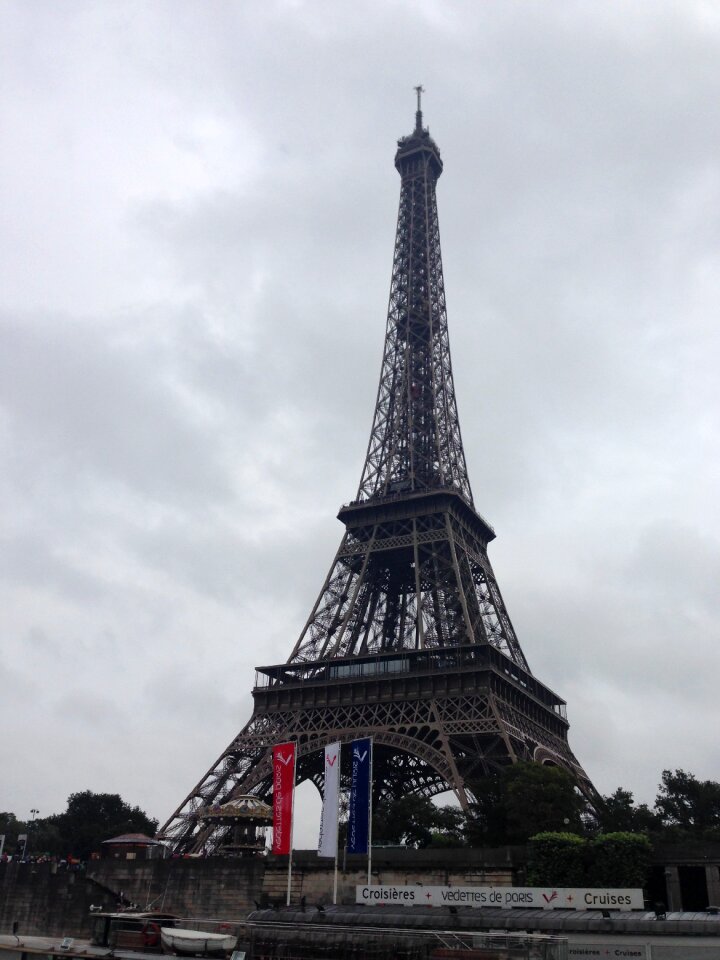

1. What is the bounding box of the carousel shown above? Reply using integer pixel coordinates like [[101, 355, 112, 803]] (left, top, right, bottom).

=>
[[196, 796, 272, 857]]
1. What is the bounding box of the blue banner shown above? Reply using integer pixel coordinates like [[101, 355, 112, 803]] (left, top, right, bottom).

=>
[[347, 737, 372, 854]]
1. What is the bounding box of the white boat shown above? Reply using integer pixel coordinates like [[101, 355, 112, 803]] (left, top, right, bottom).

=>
[[160, 926, 236, 956]]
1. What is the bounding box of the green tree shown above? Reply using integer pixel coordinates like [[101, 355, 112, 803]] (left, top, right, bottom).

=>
[[465, 763, 585, 846], [504, 763, 584, 842], [589, 832, 652, 887], [464, 775, 507, 847], [527, 832, 587, 886], [372, 796, 462, 848], [655, 769, 720, 835], [428, 805, 465, 848], [56, 791, 158, 859], [599, 788, 659, 834], [529, 830, 652, 888], [0, 812, 63, 858], [0, 812, 21, 854], [31, 816, 63, 857]]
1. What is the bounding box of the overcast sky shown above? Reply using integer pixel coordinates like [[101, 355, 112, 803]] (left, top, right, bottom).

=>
[[2, 0, 719, 847]]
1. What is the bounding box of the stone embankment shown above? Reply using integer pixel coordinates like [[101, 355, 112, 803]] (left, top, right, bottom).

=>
[[0, 847, 518, 937]]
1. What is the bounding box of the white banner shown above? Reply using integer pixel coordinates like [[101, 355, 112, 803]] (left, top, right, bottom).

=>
[[318, 741, 341, 858], [356, 885, 644, 910]]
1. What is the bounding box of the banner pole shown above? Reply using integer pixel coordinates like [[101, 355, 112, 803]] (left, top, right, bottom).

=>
[[367, 738, 373, 887], [286, 744, 297, 907], [333, 824, 339, 905], [333, 745, 340, 905]]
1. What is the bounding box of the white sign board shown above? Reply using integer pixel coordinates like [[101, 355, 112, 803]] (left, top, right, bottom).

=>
[[356, 885, 644, 910], [568, 945, 648, 959]]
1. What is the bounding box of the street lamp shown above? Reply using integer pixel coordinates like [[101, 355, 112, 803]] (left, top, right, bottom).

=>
[[26, 810, 39, 860]]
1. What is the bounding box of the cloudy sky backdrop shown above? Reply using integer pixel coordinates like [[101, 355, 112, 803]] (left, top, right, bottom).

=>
[[2, 0, 719, 845]]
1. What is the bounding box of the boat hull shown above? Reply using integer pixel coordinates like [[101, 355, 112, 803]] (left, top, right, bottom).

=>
[[160, 927, 236, 956]]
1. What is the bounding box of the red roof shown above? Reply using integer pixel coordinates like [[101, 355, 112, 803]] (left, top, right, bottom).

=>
[[102, 833, 162, 846]]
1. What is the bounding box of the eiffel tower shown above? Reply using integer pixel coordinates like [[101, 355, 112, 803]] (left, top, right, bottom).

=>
[[160, 93, 595, 853]]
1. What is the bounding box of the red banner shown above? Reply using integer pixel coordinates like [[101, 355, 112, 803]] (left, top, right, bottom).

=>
[[272, 742, 296, 855]]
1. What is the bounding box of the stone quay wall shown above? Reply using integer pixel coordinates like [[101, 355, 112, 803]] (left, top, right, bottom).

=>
[[2, 843, 718, 939], [0, 847, 520, 938]]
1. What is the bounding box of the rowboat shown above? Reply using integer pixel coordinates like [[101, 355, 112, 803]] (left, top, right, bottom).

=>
[[160, 927, 236, 956]]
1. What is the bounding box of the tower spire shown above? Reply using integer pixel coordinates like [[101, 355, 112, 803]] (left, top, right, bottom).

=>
[[360, 87, 466, 503], [414, 83, 424, 132]]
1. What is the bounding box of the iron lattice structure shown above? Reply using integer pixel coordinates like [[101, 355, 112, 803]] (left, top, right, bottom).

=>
[[160, 104, 595, 853]]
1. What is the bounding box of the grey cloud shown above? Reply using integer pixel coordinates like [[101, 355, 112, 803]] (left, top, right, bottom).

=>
[[0, 313, 233, 503], [1, 1, 719, 838]]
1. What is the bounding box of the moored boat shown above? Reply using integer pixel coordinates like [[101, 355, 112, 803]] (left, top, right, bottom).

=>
[[160, 927, 236, 956]]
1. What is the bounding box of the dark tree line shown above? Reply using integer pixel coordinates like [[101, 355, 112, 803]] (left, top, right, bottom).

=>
[[601, 769, 720, 840], [1, 791, 158, 861], [4, 765, 717, 862], [371, 764, 720, 849]]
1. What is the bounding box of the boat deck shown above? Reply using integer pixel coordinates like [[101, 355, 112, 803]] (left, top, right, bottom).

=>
[[0, 935, 152, 960]]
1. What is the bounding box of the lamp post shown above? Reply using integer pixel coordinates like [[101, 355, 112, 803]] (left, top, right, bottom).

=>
[[27, 809, 39, 859]]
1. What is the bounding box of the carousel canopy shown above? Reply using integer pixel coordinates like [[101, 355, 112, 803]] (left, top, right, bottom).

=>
[[197, 796, 272, 823]]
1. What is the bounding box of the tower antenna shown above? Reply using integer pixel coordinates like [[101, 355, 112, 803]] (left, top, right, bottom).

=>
[[414, 84, 425, 131]]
